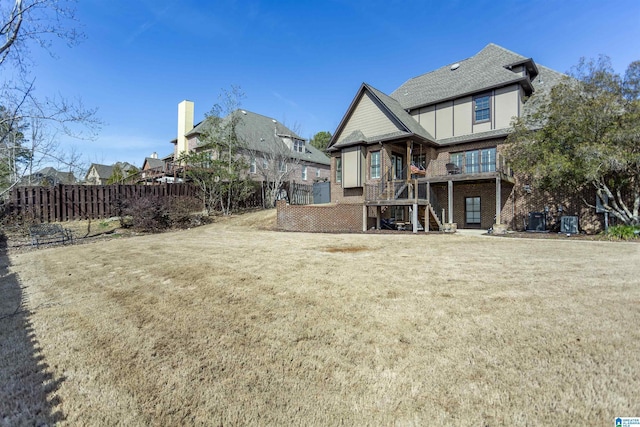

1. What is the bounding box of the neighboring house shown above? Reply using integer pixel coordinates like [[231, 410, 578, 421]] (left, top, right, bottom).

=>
[[19, 167, 76, 186], [171, 101, 331, 183], [140, 152, 183, 183], [326, 43, 572, 232], [85, 162, 136, 185]]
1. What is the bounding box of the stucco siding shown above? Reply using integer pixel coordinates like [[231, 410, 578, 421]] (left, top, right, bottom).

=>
[[342, 146, 365, 188], [435, 101, 454, 139], [453, 96, 472, 136], [494, 85, 519, 130], [413, 106, 435, 137]]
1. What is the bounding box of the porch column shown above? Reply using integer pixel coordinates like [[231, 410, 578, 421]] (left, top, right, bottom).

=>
[[424, 203, 429, 232], [406, 141, 411, 182], [495, 177, 501, 225], [426, 182, 431, 232], [448, 180, 454, 224], [376, 206, 381, 230], [362, 205, 368, 232], [412, 203, 418, 233]]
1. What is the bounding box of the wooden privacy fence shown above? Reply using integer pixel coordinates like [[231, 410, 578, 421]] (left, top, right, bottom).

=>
[[8, 184, 199, 222], [287, 182, 313, 205]]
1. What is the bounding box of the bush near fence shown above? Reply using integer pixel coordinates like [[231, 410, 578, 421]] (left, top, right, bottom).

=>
[[5, 184, 199, 223]]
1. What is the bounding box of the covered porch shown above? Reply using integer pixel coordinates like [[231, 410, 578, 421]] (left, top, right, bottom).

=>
[[363, 138, 515, 232]]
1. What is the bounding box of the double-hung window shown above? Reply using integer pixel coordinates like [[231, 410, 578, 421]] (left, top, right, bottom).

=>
[[293, 139, 305, 153], [301, 165, 308, 181], [370, 151, 381, 179], [335, 157, 342, 183], [473, 94, 491, 123], [249, 157, 256, 174]]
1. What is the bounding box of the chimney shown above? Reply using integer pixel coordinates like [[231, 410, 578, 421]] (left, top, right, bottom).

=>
[[151, 152, 158, 159], [176, 100, 194, 159]]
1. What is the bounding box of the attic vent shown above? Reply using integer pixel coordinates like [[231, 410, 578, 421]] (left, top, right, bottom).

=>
[[450, 63, 460, 71]]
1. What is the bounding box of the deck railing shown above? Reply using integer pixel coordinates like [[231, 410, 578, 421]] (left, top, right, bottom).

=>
[[423, 154, 513, 178]]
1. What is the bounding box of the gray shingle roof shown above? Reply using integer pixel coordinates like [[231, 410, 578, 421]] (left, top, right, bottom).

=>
[[191, 109, 330, 166], [20, 167, 76, 185], [85, 162, 136, 181], [329, 44, 566, 151], [391, 43, 535, 110], [87, 163, 114, 179], [328, 83, 436, 151], [143, 157, 165, 169]]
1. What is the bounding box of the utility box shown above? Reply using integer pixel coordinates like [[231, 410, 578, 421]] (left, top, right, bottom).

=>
[[312, 182, 331, 204], [527, 212, 546, 232], [560, 215, 579, 234]]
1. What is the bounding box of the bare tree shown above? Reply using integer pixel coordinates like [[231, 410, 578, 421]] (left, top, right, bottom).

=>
[[251, 139, 300, 208], [0, 0, 100, 196], [179, 87, 253, 215], [1, 0, 82, 71]]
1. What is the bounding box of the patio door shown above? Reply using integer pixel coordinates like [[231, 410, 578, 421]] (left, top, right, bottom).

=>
[[392, 154, 404, 179], [465, 196, 481, 227]]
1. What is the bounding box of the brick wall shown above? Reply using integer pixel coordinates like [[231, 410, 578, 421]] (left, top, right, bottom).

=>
[[276, 200, 363, 232], [430, 179, 605, 233]]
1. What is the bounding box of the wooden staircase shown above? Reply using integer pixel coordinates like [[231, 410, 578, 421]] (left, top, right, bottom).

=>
[[418, 204, 443, 231]]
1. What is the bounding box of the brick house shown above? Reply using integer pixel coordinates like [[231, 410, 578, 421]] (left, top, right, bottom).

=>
[[318, 43, 598, 233], [171, 101, 330, 185]]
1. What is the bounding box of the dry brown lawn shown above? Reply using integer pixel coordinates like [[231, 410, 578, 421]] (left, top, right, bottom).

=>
[[1, 210, 639, 425]]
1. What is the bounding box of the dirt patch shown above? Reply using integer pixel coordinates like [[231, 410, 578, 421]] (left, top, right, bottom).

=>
[[323, 245, 371, 253]]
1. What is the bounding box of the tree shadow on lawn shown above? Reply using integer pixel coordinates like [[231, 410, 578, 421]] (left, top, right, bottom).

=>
[[0, 234, 65, 425]]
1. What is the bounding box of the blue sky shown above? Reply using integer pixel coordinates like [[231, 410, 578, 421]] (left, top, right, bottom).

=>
[[28, 0, 640, 168]]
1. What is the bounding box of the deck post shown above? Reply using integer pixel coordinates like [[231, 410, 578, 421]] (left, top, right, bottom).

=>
[[412, 203, 418, 233], [425, 181, 431, 232], [495, 177, 501, 225], [362, 204, 368, 232], [424, 204, 429, 232], [376, 206, 381, 230], [447, 180, 454, 224], [406, 141, 411, 183]]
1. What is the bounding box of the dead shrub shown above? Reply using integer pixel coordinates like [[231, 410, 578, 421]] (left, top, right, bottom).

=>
[[120, 195, 204, 232]]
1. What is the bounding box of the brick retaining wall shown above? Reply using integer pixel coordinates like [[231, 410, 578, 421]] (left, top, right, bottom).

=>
[[276, 200, 363, 232]]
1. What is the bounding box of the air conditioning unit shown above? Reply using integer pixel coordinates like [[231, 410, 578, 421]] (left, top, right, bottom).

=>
[[560, 216, 579, 234], [527, 212, 546, 232]]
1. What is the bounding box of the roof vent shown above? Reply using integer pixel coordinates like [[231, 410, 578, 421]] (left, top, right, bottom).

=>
[[450, 63, 460, 71], [241, 110, 247, 115]]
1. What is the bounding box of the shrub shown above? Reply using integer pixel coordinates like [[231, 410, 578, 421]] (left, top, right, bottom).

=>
[[166, 196, 203, 229], [606, 224, 640, 240], [120, 195, 171, 232], [120, 195, 205, 232]]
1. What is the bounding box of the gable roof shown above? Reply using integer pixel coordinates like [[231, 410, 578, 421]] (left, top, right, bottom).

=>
[[190, 109, 330, 166], [328, 83, 435, 151], [86, 163, 114, 179], [85, 162, 136, 180], [391, 43, 539, 110], [20, 167, 76, 185], [327, 44, 567, 151], [142, 157, 165, 170]]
